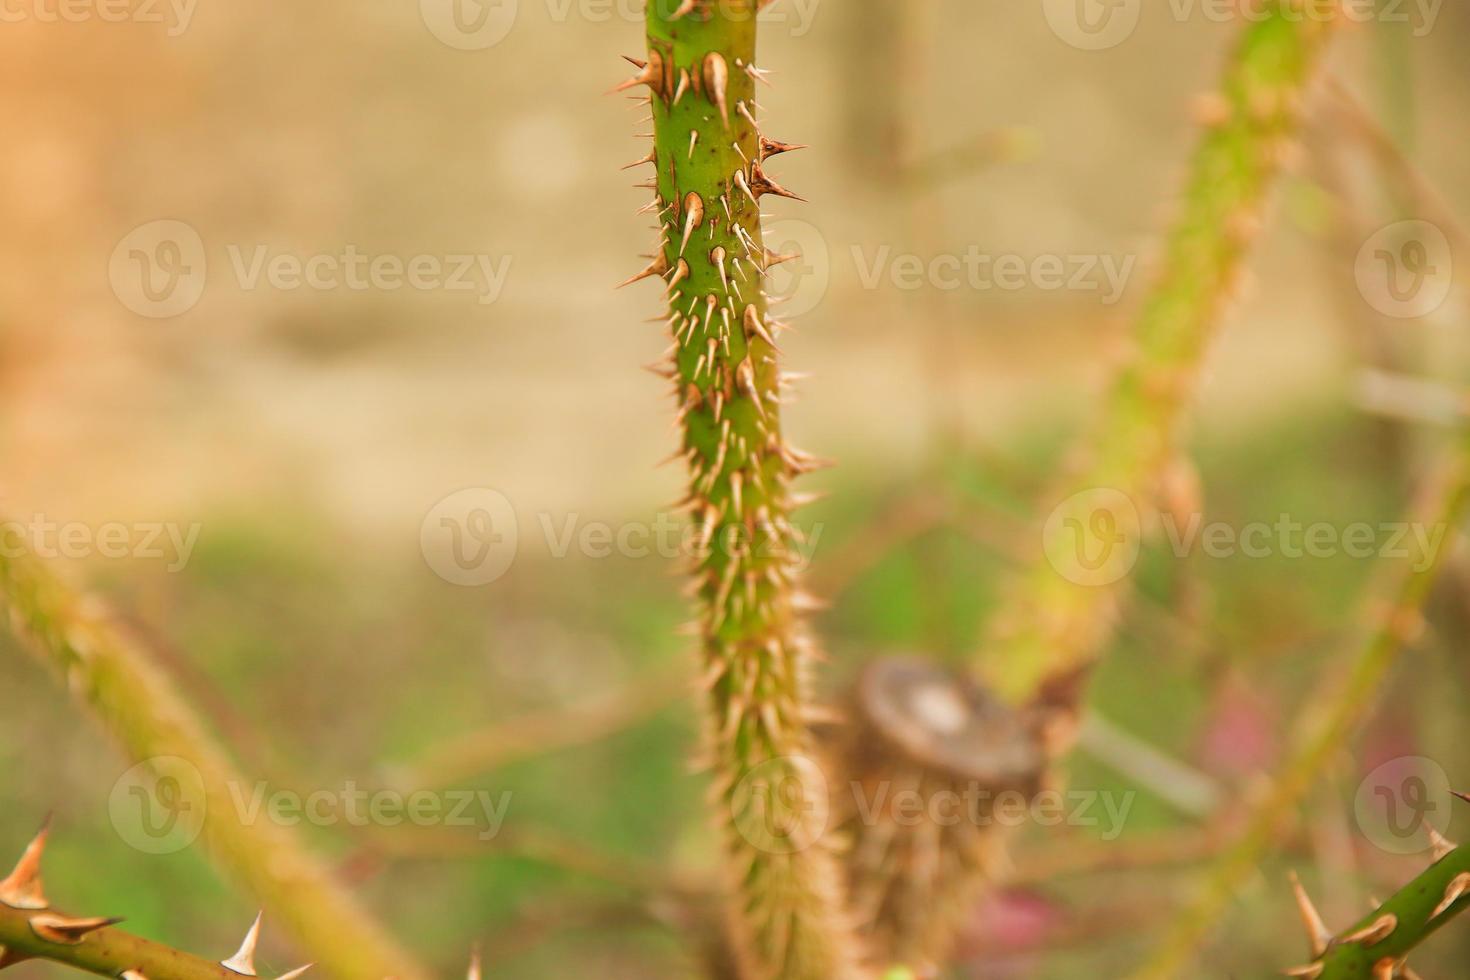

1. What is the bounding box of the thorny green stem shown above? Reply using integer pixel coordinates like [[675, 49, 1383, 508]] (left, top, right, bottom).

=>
[[1296, 846, 1470, 979], [0, 544, 429, 980], [619, 1, 863, 977], [1129, 430, 1470, 980], [0, 901, 246, 980], [840, 5, 1343, 969], [979, 1, 1341, 708]]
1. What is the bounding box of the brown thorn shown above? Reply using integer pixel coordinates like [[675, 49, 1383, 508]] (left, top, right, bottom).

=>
[[0, 817, 50, 910], [616, 253, 670, 289], [1431, 872, 1470, 918], [606, 50, 664, 97], [679, 192, 705, 256], [1341, 913, 1397, 947], [620, 149, 656, 170], [221, 911, 262, 976], [275, 967, 313, 980], [665, 258, 691, 295], [1282, 964, 1324, 979], [1288, 871, 1333, 958], [748, 160, 805, 201], [1426, 824, 1457, 862], [703, 52, 730, 129], [743, 305, 779, 350], [1370, 958, 1398, 980], [760, 136, 807, 161], [29, 914, 122, 946]]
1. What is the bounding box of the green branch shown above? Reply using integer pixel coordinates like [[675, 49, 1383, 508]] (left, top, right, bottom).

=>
[[981, 1, 1341, 706], [836, 4, 1344, 969], [1129, 429, 1470, 979], [616, 1, 864, 976], [1288, 845, 1470, 978], [0, 544, 429, 980], [0, 824, 308, 979]]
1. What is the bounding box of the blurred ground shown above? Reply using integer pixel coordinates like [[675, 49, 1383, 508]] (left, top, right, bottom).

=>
[[1, 1, 1468, 977]]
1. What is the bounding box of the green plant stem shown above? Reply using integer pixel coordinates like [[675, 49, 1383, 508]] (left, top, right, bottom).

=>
[[620, 2, 863, 976], [0, 903, 243, 980], [0, 544, 429, 980], [836, 5, 1342, 967], [1308, 846, 1470, 978], [1129, 432, 1470, 979], [980, 1, 1341, 706]]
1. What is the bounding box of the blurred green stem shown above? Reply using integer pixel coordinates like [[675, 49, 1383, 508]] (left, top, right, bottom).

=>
[[980, 1, 1342, 707], [1307, 845, 1470, 978], [1129, 429, 1470, 978], [0, 902, 242, 980], [0, 544, 429, 980]]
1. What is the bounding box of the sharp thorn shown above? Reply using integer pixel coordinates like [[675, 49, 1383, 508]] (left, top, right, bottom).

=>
[[221, 911, 262, 976], [0, 816, 50, 910], [703, 52, 730, 129], [1341, 913, 1397, 947], [616, 253, 669, 289], [1426, 824, 1457, 862], [1431, 872, 1470, 919], [29, 914, 122, 946], [1288, 872, 1332, 958]]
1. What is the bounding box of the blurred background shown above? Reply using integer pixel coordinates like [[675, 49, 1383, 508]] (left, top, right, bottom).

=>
[[1, 0, 1468, 976]]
